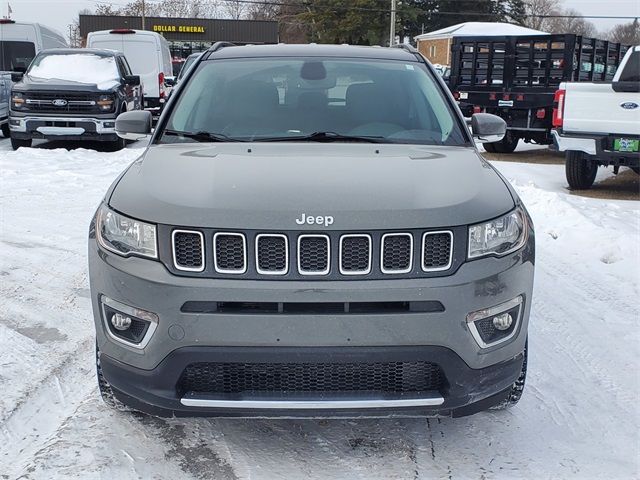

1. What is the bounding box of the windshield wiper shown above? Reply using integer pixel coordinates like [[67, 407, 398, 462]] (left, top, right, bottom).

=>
[[255, 131, 385, 143], [162, 129, 244, 143]]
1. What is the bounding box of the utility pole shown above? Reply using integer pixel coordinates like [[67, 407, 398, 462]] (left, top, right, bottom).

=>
[[389, 0, 397, 46], [141, 0, 146, 30]]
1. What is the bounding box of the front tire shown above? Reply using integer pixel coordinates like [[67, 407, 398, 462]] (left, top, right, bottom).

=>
[[11, 137, 32, 150], [1, 123, 10, 138], [491, 341, 528, 410], [491, 130, 519, 153], [483, 142, 497, 153], [566, 150, 598, 189]]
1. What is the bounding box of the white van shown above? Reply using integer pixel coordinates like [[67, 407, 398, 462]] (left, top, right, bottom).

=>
[[0, 19, 67, 71], [87, 29, 172, 112]]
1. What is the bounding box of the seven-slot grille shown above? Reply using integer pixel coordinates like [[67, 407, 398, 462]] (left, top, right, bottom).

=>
[[171, 230, 454, 277]]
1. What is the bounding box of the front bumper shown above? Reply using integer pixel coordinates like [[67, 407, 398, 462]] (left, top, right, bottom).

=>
[[89, 226, 534, 417], [9, 114, 118, 142]]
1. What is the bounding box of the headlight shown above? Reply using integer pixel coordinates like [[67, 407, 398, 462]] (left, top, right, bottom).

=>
[[468, 207, 527, 259], [11, 92, 25, 109], [97, 94, 115, 111], [96, 204, 157, 258]]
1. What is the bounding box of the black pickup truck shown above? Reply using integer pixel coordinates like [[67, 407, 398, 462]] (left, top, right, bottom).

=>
[[448, 34, 629, 152], [10, 48, 142, 150]]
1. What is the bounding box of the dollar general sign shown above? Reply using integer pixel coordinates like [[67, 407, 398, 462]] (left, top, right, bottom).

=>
[[152, 25, 206, 33]]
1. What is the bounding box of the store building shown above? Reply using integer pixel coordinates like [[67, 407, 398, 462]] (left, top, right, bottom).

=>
[[79, 14, 278, 60]]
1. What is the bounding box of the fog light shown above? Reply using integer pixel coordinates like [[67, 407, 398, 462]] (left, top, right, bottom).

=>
[[492, 312, 513, 330], [467, 296, 523, 348], [111, 312, 132, 331], [103, 121, 115, 128]]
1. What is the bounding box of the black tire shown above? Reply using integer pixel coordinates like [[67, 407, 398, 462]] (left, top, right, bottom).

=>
[[491, 131, 519, 153], [491, 340, 528, 410], [483, 142, 497, 153], [11, 137, 32, 150], [106, 136, 126, 151], [1, 123, 10, 138], [565, 150, 598, 189], [96, 345, 132, 412]]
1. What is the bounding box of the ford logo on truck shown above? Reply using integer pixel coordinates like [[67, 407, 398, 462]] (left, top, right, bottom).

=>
[[620, 102, 639, 110], [52, 99, 68, 107]]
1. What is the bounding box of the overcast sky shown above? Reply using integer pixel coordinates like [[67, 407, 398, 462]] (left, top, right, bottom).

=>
[[4, 0, 640, 42]]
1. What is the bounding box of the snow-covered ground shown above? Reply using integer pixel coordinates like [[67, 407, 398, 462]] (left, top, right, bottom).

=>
[[0, 140, 638, 479]]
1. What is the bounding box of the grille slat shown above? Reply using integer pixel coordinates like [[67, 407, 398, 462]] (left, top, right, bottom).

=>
[[256, 234, 288, 275], [422, 231, 453, 271], [214, 233, 247, 274], [298, 235, 330, 275], [178, 361, 445, 395], [381, 233, 413, 274], [172, 230, 205, 272]]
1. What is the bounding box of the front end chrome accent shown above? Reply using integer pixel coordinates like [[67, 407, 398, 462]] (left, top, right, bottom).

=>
[[213, 232, 247, 274], [380, 233, 413, 274], [297, 234, 331, 276], [339, 234, 372, 275], [100, 295, 158, 351], [466, 295, 524, 348], [421, 230, 454, 272], [171, 229, 205, 272], [255, 233, 289, 275]]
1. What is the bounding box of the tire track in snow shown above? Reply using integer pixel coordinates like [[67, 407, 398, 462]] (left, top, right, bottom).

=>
[[0, 339, 95, 478]]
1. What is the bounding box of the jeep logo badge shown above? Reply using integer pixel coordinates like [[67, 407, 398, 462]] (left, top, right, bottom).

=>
[[52, 99, 68, 107], [620, 102, 639, 110], [295, 213, 334, 227]]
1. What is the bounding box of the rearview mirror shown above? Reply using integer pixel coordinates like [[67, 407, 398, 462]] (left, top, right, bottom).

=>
[[470, 113, 506, 143], [123, 75, 141, 86], [116, 110, 152, 141], [11, 71, 23, 82]]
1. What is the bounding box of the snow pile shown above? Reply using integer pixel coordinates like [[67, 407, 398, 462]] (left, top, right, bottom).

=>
[[415, 22, 548, 39], [28, 53, 121, 90]]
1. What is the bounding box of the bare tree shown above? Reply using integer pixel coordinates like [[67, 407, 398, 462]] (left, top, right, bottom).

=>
[[545, 8, 597, 36], [222, 0, 247, 20], [606, 19, 640, 45], [519, 0, 559, 31]]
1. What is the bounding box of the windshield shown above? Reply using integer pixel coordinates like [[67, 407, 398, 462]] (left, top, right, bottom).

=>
[[28, 53, 120, 88], [0, 40, 36, 71], [162, 57, 467, 145], [178, 54, 199, 80]]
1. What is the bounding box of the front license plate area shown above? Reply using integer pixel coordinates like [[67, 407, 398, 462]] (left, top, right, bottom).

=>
[[613, 138, 639, 152]]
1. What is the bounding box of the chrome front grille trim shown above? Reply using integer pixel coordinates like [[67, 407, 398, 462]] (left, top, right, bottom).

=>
[[421, 231, 454, 272], [297, 234, 331, 276], [380, 233, 414, 275], [255, 233, 289, 275], [339, 234, 372, 275], [213, 232, 247, 274], [171, 229, 205, 272]]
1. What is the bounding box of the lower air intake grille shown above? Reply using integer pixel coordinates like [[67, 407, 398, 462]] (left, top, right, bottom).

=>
[[214, 233, 246, 273], [382, 234, 413, 273], [298, 235, 330, 275], [172, 230, 204, 271], [422, 232, 453, 271], [177, 361, 445, 394]]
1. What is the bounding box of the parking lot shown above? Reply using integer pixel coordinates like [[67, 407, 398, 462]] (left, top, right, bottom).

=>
[[0, 137, 638, 479]]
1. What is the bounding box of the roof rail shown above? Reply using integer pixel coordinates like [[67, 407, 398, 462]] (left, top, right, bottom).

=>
[[208, 41, 237, 53], [391, 43, 418, 54]]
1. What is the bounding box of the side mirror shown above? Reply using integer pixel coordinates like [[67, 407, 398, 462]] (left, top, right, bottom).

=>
[[164, 77, 176, 87], [116, 110, 152, 141], [470, 113, 506, 143], [11, 72, 23, 82], [123, 75, 141, 86]]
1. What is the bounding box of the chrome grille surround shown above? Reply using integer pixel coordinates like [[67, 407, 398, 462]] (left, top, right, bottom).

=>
[[339, 234, 372, 275], [297, 234, 331, 276], [213, 232, 247, 274], [171, 229, 205, 272], [421, 231, 454, 272], [255, 233, 289, 275], [380, 233, 414, 274]]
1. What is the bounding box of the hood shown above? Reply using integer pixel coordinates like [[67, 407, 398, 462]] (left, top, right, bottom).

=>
[[15, 76, 119, 93], [109, 143, 515, 230]]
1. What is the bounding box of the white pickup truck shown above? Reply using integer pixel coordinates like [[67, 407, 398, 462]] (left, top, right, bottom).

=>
[[552, 45, 640, 189]]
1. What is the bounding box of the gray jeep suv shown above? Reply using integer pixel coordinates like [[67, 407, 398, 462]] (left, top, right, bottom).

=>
[[89, 43, 534, 418]]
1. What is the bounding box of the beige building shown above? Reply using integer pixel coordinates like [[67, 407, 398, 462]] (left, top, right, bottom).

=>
[[415, 22, 548, 67]]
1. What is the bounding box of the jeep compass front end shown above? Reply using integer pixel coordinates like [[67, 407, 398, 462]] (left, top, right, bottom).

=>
[[89, 43, 534, 418]]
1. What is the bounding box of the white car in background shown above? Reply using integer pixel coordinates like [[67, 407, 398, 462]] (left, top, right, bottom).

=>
[[87, 29, 172, 114]]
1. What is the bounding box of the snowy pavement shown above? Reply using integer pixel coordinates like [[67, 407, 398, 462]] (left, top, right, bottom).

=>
[[0, 139, 638, 479]]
